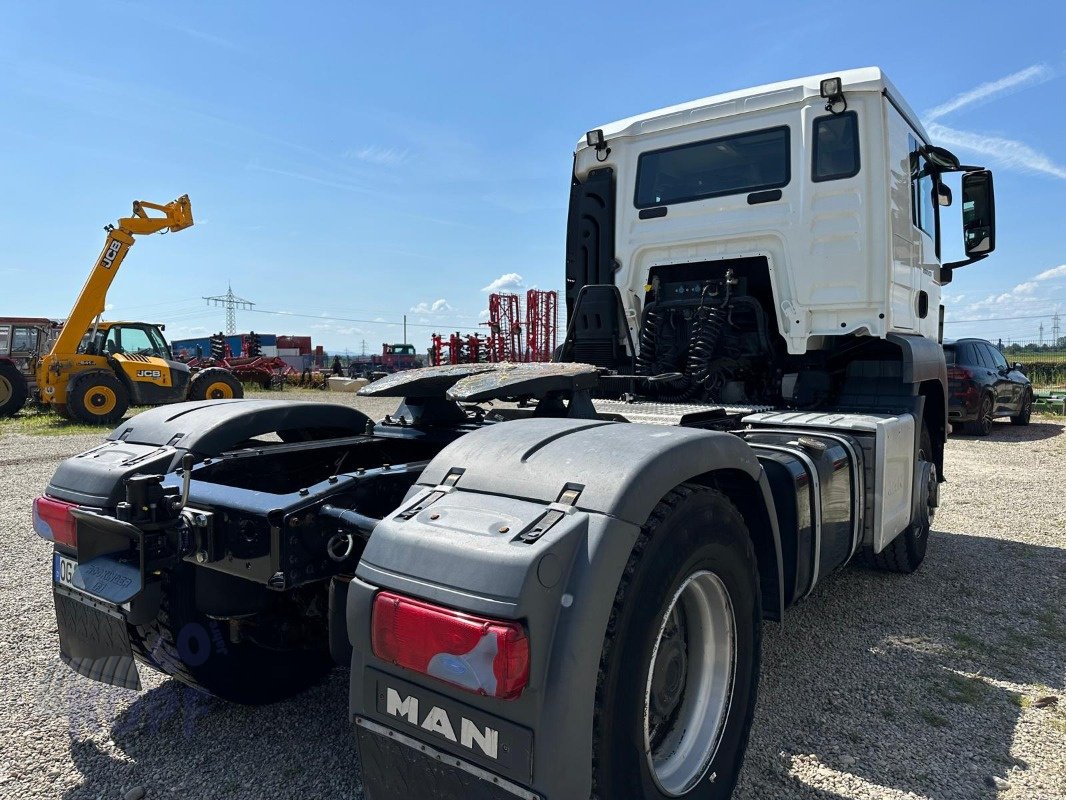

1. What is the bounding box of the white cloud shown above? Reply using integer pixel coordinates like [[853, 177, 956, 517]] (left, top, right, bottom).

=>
[[924, 64, 1053, 121], [104, 303, 114, 311], [343, 145, 409, 167], [926, 122, 1066, 181], [409, 298, 452, 314], [1032, 264, 1066, 282], [481, 272, 525, 293], [948, 263, 1066, 322]]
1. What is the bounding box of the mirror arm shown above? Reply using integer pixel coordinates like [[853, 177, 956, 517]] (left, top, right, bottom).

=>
[[943, 253, 989, 271]]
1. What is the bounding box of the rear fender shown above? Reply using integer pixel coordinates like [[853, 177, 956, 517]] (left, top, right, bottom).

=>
[[348, 418, 783, 799]]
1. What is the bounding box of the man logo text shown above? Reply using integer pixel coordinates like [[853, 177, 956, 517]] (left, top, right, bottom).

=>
[[385, 687, 499, 759]]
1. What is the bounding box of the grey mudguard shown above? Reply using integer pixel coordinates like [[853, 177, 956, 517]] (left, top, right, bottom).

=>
[[47, 399, 372, 508], [414, 417, 763, 525], [106, 399, 371, 454], [349, 417, 782, 799]]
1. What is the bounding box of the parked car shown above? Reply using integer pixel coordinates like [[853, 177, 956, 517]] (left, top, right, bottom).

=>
[[945, 338, 1032, 435]]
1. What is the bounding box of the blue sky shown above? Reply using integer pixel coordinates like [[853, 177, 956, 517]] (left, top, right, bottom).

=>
[[1, 0, 1064, 351]]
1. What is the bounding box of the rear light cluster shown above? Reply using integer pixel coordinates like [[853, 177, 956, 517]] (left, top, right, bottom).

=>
[[947, 366, 973, 380], [372, 591, 530, 700], [32, 496, 78, 548]]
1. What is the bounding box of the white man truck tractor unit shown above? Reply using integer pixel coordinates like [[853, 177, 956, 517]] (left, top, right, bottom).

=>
[[34, 68, 995, 800]]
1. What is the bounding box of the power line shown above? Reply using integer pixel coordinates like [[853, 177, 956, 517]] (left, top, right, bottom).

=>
[[944, 311, 1064, 324], [245, 307, 482, 331]]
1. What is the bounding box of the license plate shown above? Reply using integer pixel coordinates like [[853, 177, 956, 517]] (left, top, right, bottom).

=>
[[53, 553, 78, 590]]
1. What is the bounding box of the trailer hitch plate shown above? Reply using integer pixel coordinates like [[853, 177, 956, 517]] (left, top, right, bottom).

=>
[[358, 363, 498, 398]]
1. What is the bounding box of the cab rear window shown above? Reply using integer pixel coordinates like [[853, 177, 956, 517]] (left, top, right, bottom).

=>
[[812, 111, 860, 182], [635, 126, 790, 208]]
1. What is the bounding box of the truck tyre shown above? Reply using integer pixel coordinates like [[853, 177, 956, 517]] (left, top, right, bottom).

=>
[[1010, 389, 1032, 426], [593, 484, 761, 800], [67, 370, 129, 425], [129, 565, 332, 705], [188, 368, 244, 401], [965, 393, 994, 436], [0, 361, 28, 417], [864, 425, 934, 574]]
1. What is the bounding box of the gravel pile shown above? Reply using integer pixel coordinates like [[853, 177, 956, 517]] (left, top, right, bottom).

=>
[[0, 397, 1063, 800]]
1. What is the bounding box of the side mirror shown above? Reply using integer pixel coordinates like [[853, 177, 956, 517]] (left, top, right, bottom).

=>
[[937, 182, 952, 207], [962, 170, 996, 256], [1013, 362, 1025, 373]]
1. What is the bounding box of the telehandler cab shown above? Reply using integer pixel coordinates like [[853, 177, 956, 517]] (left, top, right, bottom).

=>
[[36, 69, 996, 800], [33, 196, 242, 424]]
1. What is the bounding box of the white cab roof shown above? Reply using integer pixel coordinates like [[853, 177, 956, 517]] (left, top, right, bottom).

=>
[[585, 67, 928, 146]]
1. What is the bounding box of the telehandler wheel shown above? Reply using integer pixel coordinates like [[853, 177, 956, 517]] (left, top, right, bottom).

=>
[[188, 368, 244, 401], [864, 425, 935, 574], [0, 361, 29, 417], [129, 564, 333, 705], [67, 371, 129, 425], [593, 484, 761, 800]]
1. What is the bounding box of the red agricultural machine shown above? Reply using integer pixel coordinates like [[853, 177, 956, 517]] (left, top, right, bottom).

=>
[[428, 289, 559, 366], [182, 331, 297, 389]]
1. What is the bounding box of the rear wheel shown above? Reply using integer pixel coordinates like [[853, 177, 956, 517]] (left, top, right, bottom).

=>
[[0, 361, 28, 417], [593, 485, 761, 800], [129, 565, 333, 704], [67, 370, 129, 425], [188, 368, 244, 401], [965, 393, 994, 436], [1010, 389, 1032, 426]]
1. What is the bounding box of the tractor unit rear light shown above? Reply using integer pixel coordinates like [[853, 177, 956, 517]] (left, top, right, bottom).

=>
[[33, 496, 78, 548], [372, 591, 530, 700]]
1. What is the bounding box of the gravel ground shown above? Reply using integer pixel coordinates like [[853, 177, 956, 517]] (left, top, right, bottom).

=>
[[0, 394, 1063, 800]]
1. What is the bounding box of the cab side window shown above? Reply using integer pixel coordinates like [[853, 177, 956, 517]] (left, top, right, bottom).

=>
[[909, 135, 937, 244], [812, 112, 860, 182]]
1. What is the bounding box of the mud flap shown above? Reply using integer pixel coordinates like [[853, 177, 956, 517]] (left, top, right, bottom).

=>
[[54, 590, 140, 690], [356, 718, 539, 800]]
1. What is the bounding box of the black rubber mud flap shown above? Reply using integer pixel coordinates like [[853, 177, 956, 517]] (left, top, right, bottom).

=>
[[54, 591, 140, 690], [357, 719, 535, 800]]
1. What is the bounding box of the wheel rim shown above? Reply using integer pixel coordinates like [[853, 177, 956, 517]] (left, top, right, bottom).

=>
[[86, 386, 117, 415], [980, 397, 993, 431], [1022, 392, 1032, 418], [0, 375, 11, 405], [205, 381, 234, 399], [644, 570, 736, 797]]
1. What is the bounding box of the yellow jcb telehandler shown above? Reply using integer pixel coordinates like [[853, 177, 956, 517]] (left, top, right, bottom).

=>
[[35, 196, 242, 424]]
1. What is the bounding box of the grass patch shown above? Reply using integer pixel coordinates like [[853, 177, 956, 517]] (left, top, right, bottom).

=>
[[0, 405, 120, 436], [919, 711, 951, 728], [935, 674, 988, 705], [951, 631, 990, 654]]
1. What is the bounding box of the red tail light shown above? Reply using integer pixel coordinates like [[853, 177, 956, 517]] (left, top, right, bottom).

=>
[[947, 366, 973, 380], [33, 496, 78, 548], [372, 591, 530, 700]]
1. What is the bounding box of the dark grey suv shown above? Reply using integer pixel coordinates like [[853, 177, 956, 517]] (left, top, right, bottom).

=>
[[945, 338, 1033, 435]]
